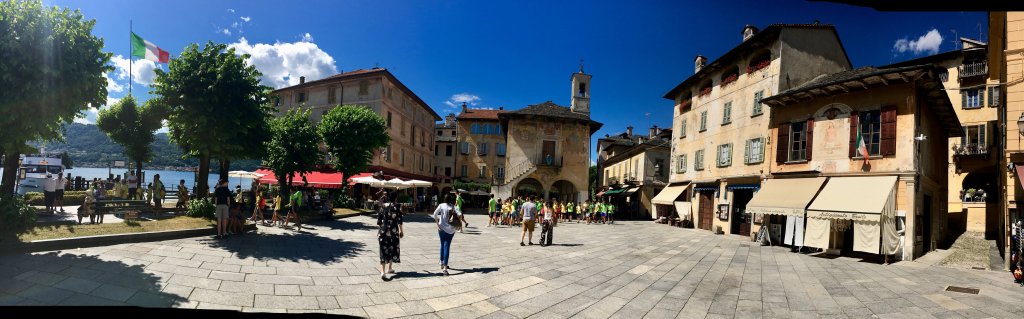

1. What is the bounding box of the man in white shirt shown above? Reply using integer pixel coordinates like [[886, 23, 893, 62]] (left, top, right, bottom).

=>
[[126, 172, 139, 200], [43, 174, 57, 213]]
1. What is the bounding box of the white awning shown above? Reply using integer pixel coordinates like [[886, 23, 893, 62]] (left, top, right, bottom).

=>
[[652, 184, 688, 205], [806, 176, 898, 222], [674, 201, 692, 221], [745, 178, 827, 217]]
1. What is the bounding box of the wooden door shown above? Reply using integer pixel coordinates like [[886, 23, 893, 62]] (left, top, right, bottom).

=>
[[699, 191, 714, 230]]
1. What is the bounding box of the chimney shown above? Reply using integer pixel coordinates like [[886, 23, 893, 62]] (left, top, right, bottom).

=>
[[626, 126, 633, 137], [461, 102, 468, 113], [299, 76, 305, 84], [445, 113, 455, 126], [694, 55, 707, 74], [742, 25, 759, 42], [649, 125, 658, 138]]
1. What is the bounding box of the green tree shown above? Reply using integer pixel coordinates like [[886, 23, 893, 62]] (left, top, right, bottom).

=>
[[152, 42, 270, 197], [318, 105, 390, 193], [588, 165, 598, 199], [0, 0, 111, 194], [95, 95, 168, 179], [60, 151, 73, 169], [265, 108, 321, 197]]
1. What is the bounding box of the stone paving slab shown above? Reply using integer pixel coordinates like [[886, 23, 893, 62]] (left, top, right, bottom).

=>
[[2, 214, 1024, 318]]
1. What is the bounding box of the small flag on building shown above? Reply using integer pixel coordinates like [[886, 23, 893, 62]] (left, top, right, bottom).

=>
[[131, 32, 169, 63], [856, 129, 870, 164]]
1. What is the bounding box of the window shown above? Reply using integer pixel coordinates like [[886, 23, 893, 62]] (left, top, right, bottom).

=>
[[481, 124, 490, 135], [717, 143, 733, 167], [411, 127, 415, 144], [384, 146, 391, 162], [358, 80, 369, 95], [699, 111, 708, 132], [328, 86, 337, 104], [989, 86, 1000, 107], [421, 129, 426, 147], [745, 138, 765, 164], [962, 88, 984, 109], [752, 90, 764, 116], [479, 165, 487, 178], [679, 119, 687, 138], [387, 112, 392, 128], [460, 165, 468, 177], [496, 166, 505, 179], [434, 145, 439, 156], [961, 124, 987, 152], [477, 142, 488, 155], [297, 92, 306, 103], [459, 142, 470, 154], [400, 148, 405, 166], [496, 124, 503, 135], [694, 150, 705, 171], [789, 121, 807, 162], [578, 82, 587, 97], [471, 124, 479, 134], [445, 145, 453, 156], [858, 110, 881, 156], [274, 96, 281, 107], [420, 154, 425, 171], [722, 102, 732, 125], [445, 167, 452, 177], [496, 143, 506, 157], [677, 155, 687, 173], [437, 130, 443, 136]]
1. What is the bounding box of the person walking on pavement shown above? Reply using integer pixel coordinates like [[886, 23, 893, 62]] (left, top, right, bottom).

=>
[[377, 191, 404, 280], [487, 194, 498, 227], [432, 194, 462, 276], [540, 200, 555, 246], [520, 196, 538, 246], [176, 180, 189, 209], [285, 189, 304, 230], [454, 190, 468, 232], [213, 179, 231, 238]]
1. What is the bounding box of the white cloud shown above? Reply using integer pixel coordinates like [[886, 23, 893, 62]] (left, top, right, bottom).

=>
[[75, 96, 121, 124], [228, 36, 339, 89], [443, 93, 481, 108], [893, 29, 943, 55], [110, 55, 158, 86], [221, 28, 232, 36], [301, 33, 314, 43], [105, 73, 124, 93], [227, 8, 235, 13], [231, 22, 239, 28], [240, 16, 251, 22]]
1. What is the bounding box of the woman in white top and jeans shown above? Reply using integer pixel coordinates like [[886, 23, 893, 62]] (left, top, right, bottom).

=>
[[432, 194, 465, 276]]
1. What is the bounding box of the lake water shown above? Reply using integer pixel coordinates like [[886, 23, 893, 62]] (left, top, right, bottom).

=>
[[1, 167, 258, 191]]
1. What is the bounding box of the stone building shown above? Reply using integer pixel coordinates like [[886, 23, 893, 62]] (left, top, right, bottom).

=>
[[490, 68, 602, 202], [992, 11, 1018, 270], [434, 113, 458, 195], [657, 24, 852, 236], [455, 105, 507, 188], [596, 126, 671, 219], [882, 38, 1002, 249], [756, 65, 960, 261], [270, 68, 441, 186]]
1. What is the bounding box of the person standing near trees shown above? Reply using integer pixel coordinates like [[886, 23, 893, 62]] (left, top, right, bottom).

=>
[[126, 171, 139, 200], [176, 179, 189, 209], [285, 189, 303, 230], [214, 179, 231, 238], [152, 174, 165, 208], [377, 191, 404, 281]]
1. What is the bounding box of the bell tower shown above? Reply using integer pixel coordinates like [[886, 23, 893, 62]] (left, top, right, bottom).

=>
[[571, 62, 591, 115]]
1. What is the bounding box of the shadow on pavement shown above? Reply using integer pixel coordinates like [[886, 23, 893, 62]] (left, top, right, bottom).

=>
[[545, 243, 583, 247], [202, 232, 365, 264], [448, 267, 500, 275], [392, 271, 440, 279], [310, 218, 377, 232], [0, 251, 186, 306]]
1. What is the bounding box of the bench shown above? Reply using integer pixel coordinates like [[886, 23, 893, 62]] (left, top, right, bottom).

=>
[[94, 200, 151, 222]]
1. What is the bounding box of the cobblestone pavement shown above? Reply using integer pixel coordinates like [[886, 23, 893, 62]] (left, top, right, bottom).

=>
[[2, 213, 1023, 318]]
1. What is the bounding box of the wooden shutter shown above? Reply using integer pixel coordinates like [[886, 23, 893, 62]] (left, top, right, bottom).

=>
[[744, 139, 751, 164], [881, 106, 897, 156], [777, 123, 790, 164], [849, 111, 859, 158], [806, 118, 814, 161], [961, 91, 967, 108], [979, 88, 986, 107]]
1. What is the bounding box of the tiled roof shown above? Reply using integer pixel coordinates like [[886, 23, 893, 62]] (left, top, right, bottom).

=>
[[504, 101, 590, 121], [272, 67, 441, 120], [770, 65, 929, 98], [457, 109, 504, 120]]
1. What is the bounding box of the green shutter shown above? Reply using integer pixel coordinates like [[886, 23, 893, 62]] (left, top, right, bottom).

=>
[[980, 87, 985, 107], [962, 91, 967, 108]]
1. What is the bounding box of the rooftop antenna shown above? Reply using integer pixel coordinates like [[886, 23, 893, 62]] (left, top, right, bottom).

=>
[[951, 29, 959, 49], [579, 58, 584, 73], [978, 22, 983, 42]]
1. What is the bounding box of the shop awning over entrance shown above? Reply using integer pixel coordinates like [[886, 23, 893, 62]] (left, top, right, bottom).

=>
[[745, 177, 826, 217], [604, 188, 625, 195], [806, 176, 898, 222], [652, 184, 688, 205], [618, 186, 639, 196]]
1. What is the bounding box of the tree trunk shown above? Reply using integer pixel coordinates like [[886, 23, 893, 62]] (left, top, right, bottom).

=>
[[1, 149, 20, 195], [197, 154, 210, 198], [135, 160, 143, 182], [218, 159, 230, 183]]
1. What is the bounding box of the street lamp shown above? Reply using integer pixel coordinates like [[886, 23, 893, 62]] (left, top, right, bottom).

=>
[[1018, 112, 1024, 136]]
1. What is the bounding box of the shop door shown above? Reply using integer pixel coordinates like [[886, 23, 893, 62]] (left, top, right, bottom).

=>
[[731, 190, 753, 236], [699, 191, 714, 230]]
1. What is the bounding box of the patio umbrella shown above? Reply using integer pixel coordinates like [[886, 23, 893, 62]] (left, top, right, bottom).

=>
[[351, 175, 388, 187], [385, 178, 411, 189], [228, 170, 264, 188], [403, 179, 433, 187]]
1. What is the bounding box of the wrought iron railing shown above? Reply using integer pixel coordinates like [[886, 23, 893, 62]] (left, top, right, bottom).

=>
[[953, 143, 988, 156], [958, 61, 987, 79], [537, 155, 563, 167]]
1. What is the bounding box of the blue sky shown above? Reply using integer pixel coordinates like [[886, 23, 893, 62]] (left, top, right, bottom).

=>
[[49, 0, 987, 162]]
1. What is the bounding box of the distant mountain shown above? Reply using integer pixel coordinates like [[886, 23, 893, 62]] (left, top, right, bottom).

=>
[[31, 123, 260, 171]]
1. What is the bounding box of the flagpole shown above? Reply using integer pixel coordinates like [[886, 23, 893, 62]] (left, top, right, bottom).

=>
[[129, 19, 133, 95]]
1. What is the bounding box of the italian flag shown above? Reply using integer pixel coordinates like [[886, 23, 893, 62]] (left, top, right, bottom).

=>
[[856, 129, 870, 164], [131, 32, 169, 63]]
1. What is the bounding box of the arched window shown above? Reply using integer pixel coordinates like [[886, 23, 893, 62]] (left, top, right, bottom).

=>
[[698, 81, 713, 97], [721, 66, 739, 87], [747, 51, 771, 73], [579, 82, 587, 97], [678, 93, 692, 113]]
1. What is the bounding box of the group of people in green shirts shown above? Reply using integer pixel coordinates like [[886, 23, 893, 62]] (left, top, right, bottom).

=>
[[486, 195, 616, 227]]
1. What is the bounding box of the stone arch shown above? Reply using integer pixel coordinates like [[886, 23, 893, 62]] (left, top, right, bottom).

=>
[[548, 180, 578, 203], [514, 178, 544, 199], [813, 102, 853, 120]]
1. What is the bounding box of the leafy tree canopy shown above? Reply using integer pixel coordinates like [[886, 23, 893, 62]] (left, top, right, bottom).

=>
[[265, 108, 321, 196], [318, 105, 390, 189]]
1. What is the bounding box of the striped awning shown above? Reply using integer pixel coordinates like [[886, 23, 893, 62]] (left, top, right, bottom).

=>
[[693, 185, 718, 192], [727, 184, 760, 190]]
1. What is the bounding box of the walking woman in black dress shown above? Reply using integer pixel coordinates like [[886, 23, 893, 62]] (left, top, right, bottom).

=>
[[377, 191, 404, 280]]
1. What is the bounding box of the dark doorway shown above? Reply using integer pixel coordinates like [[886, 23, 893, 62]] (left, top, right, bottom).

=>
[[731, 189, 754, 236], [923, 194, 933, 253], [698, 191, 714, 230], [542, 140, 556, 164]]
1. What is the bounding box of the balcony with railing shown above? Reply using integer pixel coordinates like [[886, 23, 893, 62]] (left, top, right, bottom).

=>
[[537, 154, 563, 168], [952, 143, 988, 156], [958, 61, 988, 79]]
